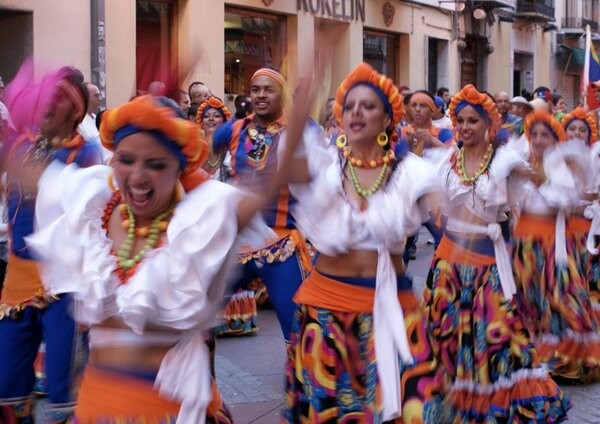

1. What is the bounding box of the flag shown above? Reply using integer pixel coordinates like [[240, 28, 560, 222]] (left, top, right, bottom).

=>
[[583, 25, 600, 109]]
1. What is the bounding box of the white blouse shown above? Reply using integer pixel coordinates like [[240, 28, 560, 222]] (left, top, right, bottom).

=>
[[424, 144, 529, 300], [521, 140, 594, 265], [29, 161, 272, 424], [289, 144, 442, 421]]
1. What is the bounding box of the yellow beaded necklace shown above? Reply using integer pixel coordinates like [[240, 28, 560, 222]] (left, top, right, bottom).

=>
[[116, 203, 175, 271], [454, 144, 494, 185]]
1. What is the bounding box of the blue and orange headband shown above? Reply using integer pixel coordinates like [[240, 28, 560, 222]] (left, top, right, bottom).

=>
[[333, 62, 403, 142], [561, 107, 597, 144], [449, 84, 501, 141], [251, 68, 286, 88], [100, 95, 209, 190], [195, 96, 232, 127], [524, 109, 566, 143]]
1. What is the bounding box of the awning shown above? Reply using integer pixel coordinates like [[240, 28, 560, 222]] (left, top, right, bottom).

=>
[[560, 44, 585, 65]]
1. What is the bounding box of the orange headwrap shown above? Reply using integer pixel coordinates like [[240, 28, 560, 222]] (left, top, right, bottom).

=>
[[409, 92, 436, 113], [196, 96, 232, 127], [333, 62, 403, 143], [561, 107, 598, 144], [524, 109, 567, 143], [251, 68, 286, 88], [449, 84, 501, 141], [100, 95, 209, 191]]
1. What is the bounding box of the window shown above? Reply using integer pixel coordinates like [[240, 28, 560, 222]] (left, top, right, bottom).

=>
[[136, 0, 176, 95], [0, 9, 33, 82], [363, 30, 398, 80], [224, 7, 286, 96]]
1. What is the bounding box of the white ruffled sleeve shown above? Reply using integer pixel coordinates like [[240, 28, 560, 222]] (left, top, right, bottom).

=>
[[30, 167, 271, 333], [288, 144, 358, 255], [539, 140, 592, 208], [30, 164, 119, 323], [366, 153, 444, 242], [117, 180, 262, 334], [422, 146, 455, 175], [486, 144, 530, 209], [590, 142, 600, 193]]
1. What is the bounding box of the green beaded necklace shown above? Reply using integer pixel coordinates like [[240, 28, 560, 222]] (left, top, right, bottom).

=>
[[347, 160, 389, 197], [117, 204, 174, 271], [455, 143, 493, 185]]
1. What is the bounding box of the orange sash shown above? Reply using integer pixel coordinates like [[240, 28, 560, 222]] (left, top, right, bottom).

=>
[[435, 234, 496, 267], [75, 366, 180, 420], [567, 215, 591, 235], [514, 213, 556, 238], [294, 269, 417, 313], [1, 252, 44, 305]]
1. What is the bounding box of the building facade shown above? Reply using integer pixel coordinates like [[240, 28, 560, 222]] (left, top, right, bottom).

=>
[[0, 0, 565, 109]]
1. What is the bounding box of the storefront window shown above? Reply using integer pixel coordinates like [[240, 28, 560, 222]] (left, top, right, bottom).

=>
[[224, 7, 286, 97], [363, 30, 398, 80], [136, 0, 176, 95]]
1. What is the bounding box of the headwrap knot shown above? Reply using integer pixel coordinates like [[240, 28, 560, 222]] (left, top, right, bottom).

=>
[[449, 84, 501, 141], [100, 95, 209, 191], [333, 62, 404, 143], [524, 109, 567, 143], [195, 96, 232, 127], [561, 107, 597, 144]]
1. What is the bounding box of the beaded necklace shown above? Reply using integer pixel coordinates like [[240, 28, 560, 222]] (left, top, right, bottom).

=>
[[454, 144, 493, 185], [347, 160, 389, 197], [530, 158, 546, 186], [204, 152, 225, 175], [102, 192, 174, 283], [342, 146, 395, 169], [244, 118, 283, 170]]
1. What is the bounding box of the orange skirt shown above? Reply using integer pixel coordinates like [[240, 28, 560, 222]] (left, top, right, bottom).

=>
[[75, 366, 180, 422], [74, 365, 231, 423]]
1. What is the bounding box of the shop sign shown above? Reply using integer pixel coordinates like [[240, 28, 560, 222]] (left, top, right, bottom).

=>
[[297, 0, 365, 22]]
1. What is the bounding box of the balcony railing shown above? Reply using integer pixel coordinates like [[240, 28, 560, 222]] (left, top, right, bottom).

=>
[[473, 0, 516, 9], [516, 0, 555, 20], [561, 17, 599, 32]]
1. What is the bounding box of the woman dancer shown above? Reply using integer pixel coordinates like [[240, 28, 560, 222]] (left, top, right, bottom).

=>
[[512, 109, 600, 382], [562, 108, 600, 323], [197, 95, 263, 337], [422, 85, 570, 422], [196, 96, 232, 181], [285, 62, 444, 423], [29, 94, 276, 422]]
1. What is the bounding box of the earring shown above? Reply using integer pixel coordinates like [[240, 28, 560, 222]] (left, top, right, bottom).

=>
[[174, 180, 185, 202], [336, 134, 347, 148], [376, 131, 389, 147], [484, 129, 490, 144], [107, 170, 119, 192]]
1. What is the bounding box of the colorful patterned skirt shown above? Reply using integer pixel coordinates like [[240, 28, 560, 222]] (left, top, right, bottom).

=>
[[568, 215, 600, 323], [512, 214, 600, 381], [284, 269, 445, 423], [423, 233, 570, 422], [73, 365, 232, 423], [213, 288, 260, 337]]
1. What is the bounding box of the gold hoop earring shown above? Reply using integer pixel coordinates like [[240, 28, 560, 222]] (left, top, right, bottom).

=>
[[107, 170, 119, 192], [376, 131, 389, 147], [174, 180, 185, 202], [336, 134, 347, 149]]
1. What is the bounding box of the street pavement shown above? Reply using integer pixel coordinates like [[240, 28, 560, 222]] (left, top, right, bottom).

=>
[[215, 228, 600, 423]]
